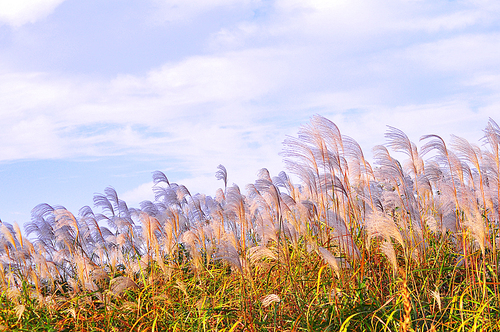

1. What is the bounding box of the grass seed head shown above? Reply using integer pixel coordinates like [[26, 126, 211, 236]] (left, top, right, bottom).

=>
[[262, 294, 281, 308]]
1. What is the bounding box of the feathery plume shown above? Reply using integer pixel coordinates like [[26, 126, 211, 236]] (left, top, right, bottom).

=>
[[318, 247, 341, 278], [261, 294, 281, 307]]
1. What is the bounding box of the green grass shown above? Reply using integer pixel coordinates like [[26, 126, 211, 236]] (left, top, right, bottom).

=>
[[2, 237, 500, 331]]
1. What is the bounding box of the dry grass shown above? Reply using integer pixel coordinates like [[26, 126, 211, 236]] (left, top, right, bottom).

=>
[[1, 115, 500, 331]]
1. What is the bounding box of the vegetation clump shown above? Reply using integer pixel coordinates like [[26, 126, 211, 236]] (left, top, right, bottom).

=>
[[1, 115, 500, 331]]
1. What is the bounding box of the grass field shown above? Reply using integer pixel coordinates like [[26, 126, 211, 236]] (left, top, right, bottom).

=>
[[1, 115, 500, 331]]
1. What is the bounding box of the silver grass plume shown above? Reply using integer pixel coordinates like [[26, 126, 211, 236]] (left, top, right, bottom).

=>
[[450, 135, 487, 206], [152, 170, 169, 186], [217, 244, 243, 274], [225, 184, 248, 248], [366, 212, 405, 250], [248, 245, 277, 264], [261, 294, 281, 307], [215, 164, 228, 191], [385, 126, 424, 178], [420, 134, 464, 215], [482, 118, 500, 221], [326, 211, 360, 260], [318, 247, 341, 278], [463, 206, 488, 255], [180, 229, 203, 272]]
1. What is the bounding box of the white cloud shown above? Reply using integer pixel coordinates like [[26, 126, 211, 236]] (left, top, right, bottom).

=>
[[1, 31, 497, 164], [150, 0, 258, 23], [0, 116, 63, 160], [403, 10, 483, 32], [0, 47, 295, 186], [204, 0, 500, 55], [137, 49, 286, 102], [402, 33, 500, 73], [121, 181, 155, 207], [0, 0, 66, 27]]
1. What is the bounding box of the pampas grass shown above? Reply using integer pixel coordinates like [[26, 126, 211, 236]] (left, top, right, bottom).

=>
[[1, 116, 500, 331]]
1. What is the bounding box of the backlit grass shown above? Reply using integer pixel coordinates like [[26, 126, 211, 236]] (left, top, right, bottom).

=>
[[1, 115, 500, 331]]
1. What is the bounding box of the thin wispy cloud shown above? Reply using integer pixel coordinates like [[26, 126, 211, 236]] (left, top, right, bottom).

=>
[[150, 0, 258, 23]]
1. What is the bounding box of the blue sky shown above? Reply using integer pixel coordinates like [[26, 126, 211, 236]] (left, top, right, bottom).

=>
[[0, 0, 498, 225]]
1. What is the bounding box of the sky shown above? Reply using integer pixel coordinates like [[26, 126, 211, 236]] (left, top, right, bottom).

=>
[[0, 0, 499, 226]]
